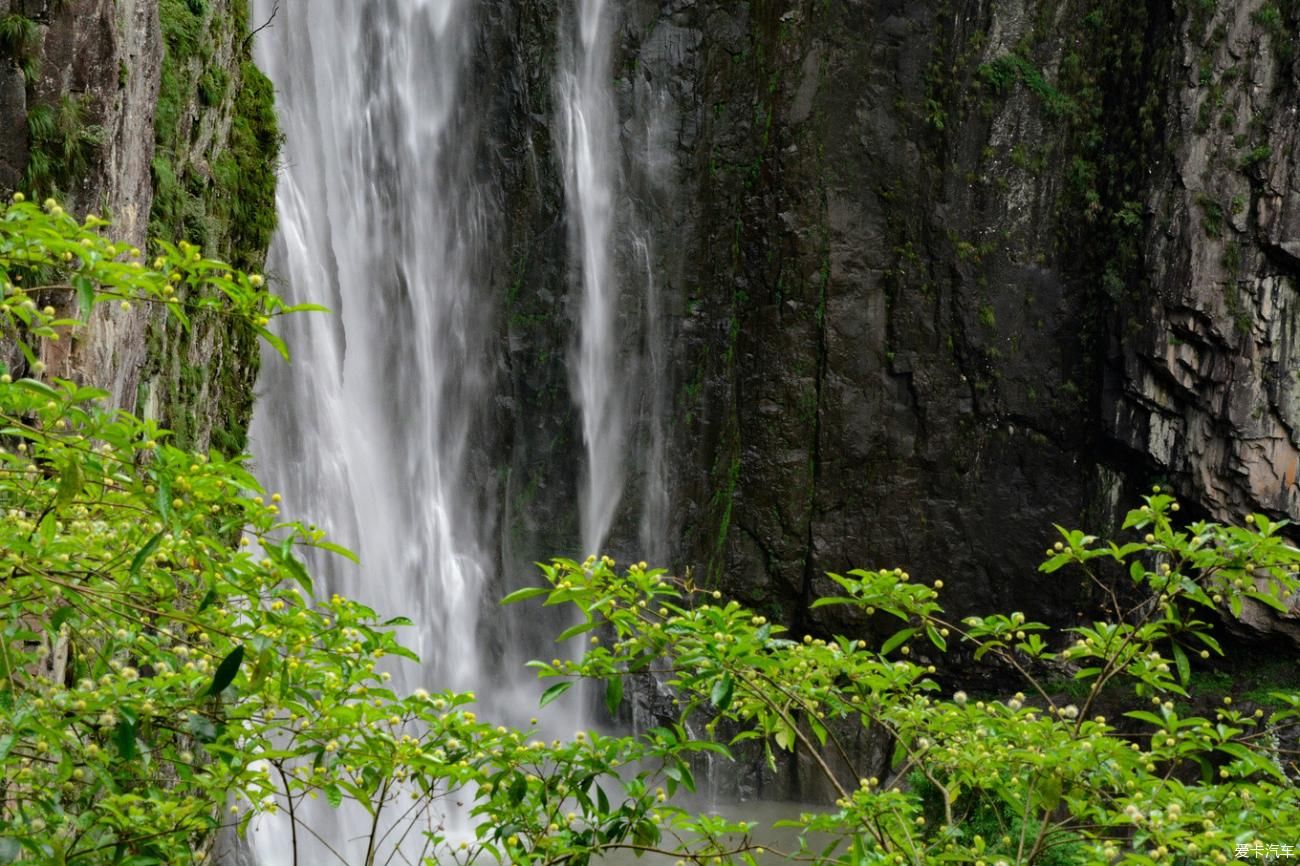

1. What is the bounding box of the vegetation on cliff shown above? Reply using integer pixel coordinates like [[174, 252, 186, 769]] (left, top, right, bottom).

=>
[[135, 0, 281, 456]]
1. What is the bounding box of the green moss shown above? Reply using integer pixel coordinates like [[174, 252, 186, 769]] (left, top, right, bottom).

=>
[[1196, 193, 1224, 237], [143, 0, 280, 452], [1222, 240, 1242, 272], [978, 53, 1076, 118], [1188, 0, 1218, 42], [1239, 144, 1273, 171], [197, 65, 229, 107], [708, 451, 742, 585], [1221, 282, 1253, 336], [225, 61, 280, 270]]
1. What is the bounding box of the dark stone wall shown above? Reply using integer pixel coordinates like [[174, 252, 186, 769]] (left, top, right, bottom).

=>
[[476, 0, 1300, 643]]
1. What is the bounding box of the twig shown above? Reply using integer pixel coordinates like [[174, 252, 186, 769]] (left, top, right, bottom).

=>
[[243, 3, 279, 53]]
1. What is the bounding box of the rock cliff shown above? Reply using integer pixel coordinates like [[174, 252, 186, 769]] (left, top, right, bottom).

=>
[[0, 0, 276, 453], [600, 0, 1297, 633], [477, 0, 1300, 643]]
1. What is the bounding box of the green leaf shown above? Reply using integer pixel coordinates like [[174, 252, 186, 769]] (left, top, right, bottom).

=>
[[1034, 773, 1062, 811], [49, 605, 75, 632], [1172, 643, 1190, 685], [73, 273, 94, 317], [128, 530, 166, 577], [1039, 553, 1072, 573], [13, 378, 59, 399], [500, 586, 551, 606], [555, 619, 597, 642], [1218, 741, 1287, 782], [204, 644, 245, 697], [155, 472, 171, 521], [926, 624, 947, 652], [114, 719, 136, 761], [508, 773, 527, 805], [266, 545, 314, 594], [604, 675, 623, 716], [539, 680, 573, 708], [186, 714, 217, 742], [56, 457, 84, 505], [325, 784, 342, 808], [316, 540, 360, 564], [1125, 710, 1167, 727], [261, 328, 290, 362], [632, 818, 659, 848], [710, 674, 734, 711], [880, 627, 916, 656], [197, 587, 218, 612]]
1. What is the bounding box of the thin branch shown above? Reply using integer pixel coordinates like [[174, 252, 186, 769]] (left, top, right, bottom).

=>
[[243, 2, 279, 53]]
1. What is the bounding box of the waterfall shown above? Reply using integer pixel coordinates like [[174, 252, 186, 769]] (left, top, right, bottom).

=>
[[558, 0, 627, 557], [243, 0, 686, 857], [250, 0, 487, 696], [247, 0, 491, 860]]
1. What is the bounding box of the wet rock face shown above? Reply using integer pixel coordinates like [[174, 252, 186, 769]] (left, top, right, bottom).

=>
[[594, 0, 1113, 630], [554, 0, 1300, 636], [1115, 0, 1300, 528]]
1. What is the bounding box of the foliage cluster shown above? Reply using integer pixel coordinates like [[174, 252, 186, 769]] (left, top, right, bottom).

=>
[[151, 0, 279, 272], [0, 14, 41, 85], [22, 98, 103, 201], [1, 199, 1299, 865], [523, 501, 1300, 864]]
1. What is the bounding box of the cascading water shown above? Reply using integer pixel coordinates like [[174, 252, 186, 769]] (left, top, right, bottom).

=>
[[247, 1, 492, 860], [250, 0, 489, 693], [558, 0, 627, 557], [243, 0, 693, 859]]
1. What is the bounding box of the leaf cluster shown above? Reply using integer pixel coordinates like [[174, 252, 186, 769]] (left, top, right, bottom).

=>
[[4, 197, 1300, 865], [512, 498, 1300, 864]]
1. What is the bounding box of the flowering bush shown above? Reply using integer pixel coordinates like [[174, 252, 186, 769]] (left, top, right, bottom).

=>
[[2, 196, 1299, 864], [518, 500, 1300, 864], [0, 200, 677, 864]]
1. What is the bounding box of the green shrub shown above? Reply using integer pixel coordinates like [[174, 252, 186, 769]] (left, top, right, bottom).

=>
[[2, 198, 1299, 864]]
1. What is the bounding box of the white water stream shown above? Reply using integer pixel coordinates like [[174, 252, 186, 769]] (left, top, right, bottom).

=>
[[245, 0, 683, 861], [248, 1, 492, 861], [558, 0, 626, 556]]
